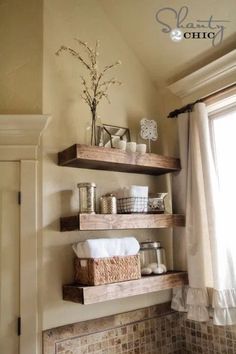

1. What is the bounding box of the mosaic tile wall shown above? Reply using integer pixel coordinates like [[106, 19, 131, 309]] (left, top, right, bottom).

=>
[[43, 303, 236, 354], [180, 314, 236, 354], [43, 302, 183, 354]]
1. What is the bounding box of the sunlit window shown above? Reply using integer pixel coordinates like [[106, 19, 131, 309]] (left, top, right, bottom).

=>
[[208, 95, 236, 269]]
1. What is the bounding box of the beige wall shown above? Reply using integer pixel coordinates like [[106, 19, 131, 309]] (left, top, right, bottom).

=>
[[0, 0, 182, 334], [41, 0, 181, 330], [0, 0, 43, 113], [3, 0, 234, 348]]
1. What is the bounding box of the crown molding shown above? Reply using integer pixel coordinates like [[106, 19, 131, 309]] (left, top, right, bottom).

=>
[[168, 50, 236, 100], [0, 114, 50, 145]]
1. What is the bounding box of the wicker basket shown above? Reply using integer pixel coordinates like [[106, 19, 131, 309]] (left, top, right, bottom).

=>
[[117, 197, 148, 214], [74, 254, 141, 285]]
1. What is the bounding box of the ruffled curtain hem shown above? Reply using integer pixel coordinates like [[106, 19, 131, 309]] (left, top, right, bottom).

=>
[[171, 286, 236, 325]]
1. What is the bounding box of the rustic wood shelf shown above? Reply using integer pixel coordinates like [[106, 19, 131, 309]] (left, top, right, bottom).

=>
[[58, 144, 181, 175], [63, 271, 188, 304], [60, 213, 185, 231]]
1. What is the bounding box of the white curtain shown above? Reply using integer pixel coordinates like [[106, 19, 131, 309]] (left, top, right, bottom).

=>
[[171, 102, 236, 325]]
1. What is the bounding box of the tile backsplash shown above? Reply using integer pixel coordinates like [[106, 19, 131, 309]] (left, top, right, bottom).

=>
[[43, 302, 182, 354], [181, 314, 236, 354], [43, 302, 236, 354]]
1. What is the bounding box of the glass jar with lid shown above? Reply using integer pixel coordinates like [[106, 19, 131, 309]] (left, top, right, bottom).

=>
[[139, 240, 167, 275]]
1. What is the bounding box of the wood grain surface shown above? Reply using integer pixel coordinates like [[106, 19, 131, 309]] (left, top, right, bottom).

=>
[[58, 144, 181, 175], [60, 213, 185, 231], [63, 271, 188, 304]]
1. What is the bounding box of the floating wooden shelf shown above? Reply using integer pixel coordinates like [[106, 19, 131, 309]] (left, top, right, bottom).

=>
[[63, 271, 188, 304], [58, 144, 181, 175], [60, 213, 185, 231]]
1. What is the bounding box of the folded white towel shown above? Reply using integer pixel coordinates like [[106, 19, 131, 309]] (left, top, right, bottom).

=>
[[72, 237, 140, 259], [114, 185, 148, 199], [129, 185, 148, 198]]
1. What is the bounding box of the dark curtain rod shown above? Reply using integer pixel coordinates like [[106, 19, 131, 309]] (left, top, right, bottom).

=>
[[167, 83, 236, 118]]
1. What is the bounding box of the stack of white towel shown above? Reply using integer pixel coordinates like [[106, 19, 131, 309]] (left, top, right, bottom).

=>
[[114, 185, 148, 199], [114, 185, 149, 213], [72, 237, 140, 259]]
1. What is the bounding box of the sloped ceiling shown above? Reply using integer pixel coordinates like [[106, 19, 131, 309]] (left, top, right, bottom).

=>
[[100, 0, 236, 88]]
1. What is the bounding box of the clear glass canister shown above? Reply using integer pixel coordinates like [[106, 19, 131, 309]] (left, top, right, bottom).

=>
[[77, 182, 96, 214], [139, 240, 167, 275]]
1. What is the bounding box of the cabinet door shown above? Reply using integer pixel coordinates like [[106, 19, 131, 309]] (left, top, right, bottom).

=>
[[0, 162, 20, 354]]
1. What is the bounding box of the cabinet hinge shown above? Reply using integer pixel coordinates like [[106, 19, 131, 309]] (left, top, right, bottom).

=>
[[17, 317, 21, 336], [18, 192, 21, 205]]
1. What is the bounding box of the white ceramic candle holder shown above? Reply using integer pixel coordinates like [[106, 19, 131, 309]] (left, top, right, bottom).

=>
[[136, 144, 147, 154], [126, 142, 136, 153], [116, 140, 127, 151]]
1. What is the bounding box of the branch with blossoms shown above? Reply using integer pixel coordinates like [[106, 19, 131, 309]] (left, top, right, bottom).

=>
[[56, 39, 122, 119]]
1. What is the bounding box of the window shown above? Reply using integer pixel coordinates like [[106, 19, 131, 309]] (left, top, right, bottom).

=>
[[208, 94, 236, 258]]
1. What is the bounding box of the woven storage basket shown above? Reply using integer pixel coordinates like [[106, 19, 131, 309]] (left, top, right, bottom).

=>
[[74, 254, 141, 285], [117, 197, 148, 213]]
